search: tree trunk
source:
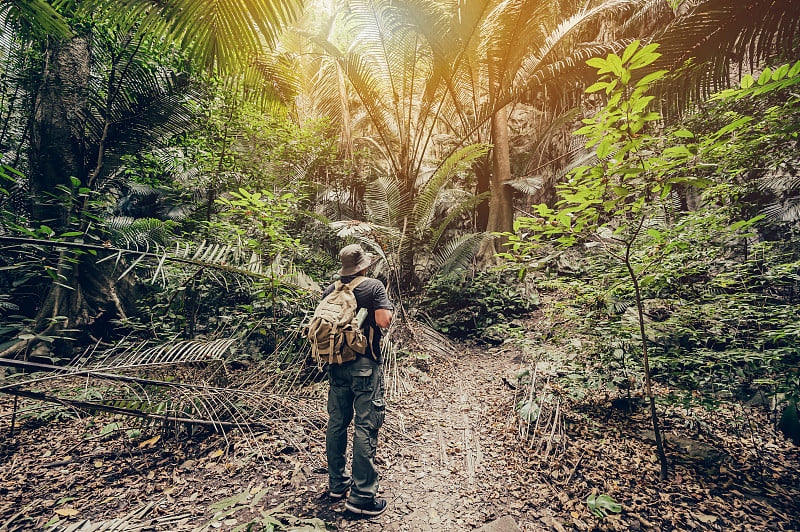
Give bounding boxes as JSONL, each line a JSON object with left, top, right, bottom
{"left": 487, "top": 104, "right": 514, "bottom": 236}
{"left": 29, "top": 36, "right": 91, "bottom": 229}
{"left": 23, "top": 35, "right": 136, "bottom": 358}
{"left": 474, "top": 159, "right": 490, "bottom": 232}
{"left": 478, "top": 104, "right": 514, "bottom": 263}
{"left": 336, "top": 63, "right": 353, "bottom": 159}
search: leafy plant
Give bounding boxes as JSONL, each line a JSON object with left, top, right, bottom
{"left": 421, "top": 270, "right": 537, "bottom": 340}
{"left": 506, "top": 42, "right": 772, "bottom": 480}
{"left": 586, "top": 493, "right": 622, "bottom": 518}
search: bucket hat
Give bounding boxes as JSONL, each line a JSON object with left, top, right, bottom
{"left": 339, "top": 244, "right": 375, "bottom": 276}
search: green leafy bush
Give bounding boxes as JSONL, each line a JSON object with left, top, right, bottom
{"left": 421, "top": 271, "right": 538, "bottom": 339}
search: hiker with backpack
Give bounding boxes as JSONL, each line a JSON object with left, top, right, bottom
{"left": 305, "top": 243, "right": 393, "bottom": 516}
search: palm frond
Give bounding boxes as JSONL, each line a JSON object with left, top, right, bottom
{"left": 364, "top": 175, "right": 410, "bottom": 228}
{"left": 413, "top": 143, "right": 489, "bottom": 235}
{"left": 434, "top": 232, "right": 487, "bottom": 275}
{"left": 430, "top": 190, "right": 491, "bottom": 250}
{"left": 0, "top": 333, "right": 328, "bottom": 458}
{"left": 508, "top": 176, "right": 544, "bottom": 195}
{"left": 0, "top": 0, "right": 71, "bottom": 38}
{"left": 620, "top": 0, "right": 676, "bottom": 36}
{"left": 83, "top": 0, "right": 304, "bottom": 73}
{"left": 0, "top": 236, "right": 310, "bottom": 291}
{"left": 106, "top": 217, "right": 175, "bottom": 251}
{"left": 761, "top": 197, "right": 800, "bottom": 222}
{"left": 505, "top": 0, "right": 640, "bottom": 101}
{"left": 651, "top": 0, "right": 800, "bottom": 106}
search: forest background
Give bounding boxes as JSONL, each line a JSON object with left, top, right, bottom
{"left": 0, "top": 0, "right": 799, "bottom": 530}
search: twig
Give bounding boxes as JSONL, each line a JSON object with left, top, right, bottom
{"left": 565, "top": 449, "right": 586, "bottom": 485}
{"left": 9, "top": 394, "right": 17, "bottom": 437}
{"left": 437, "top": 425, "right": 449, "bottom": 467}
{"left": 0, "top": 499, "right": 39, "bottom": 530}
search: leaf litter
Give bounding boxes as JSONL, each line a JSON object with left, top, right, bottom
{"left": 1, "top": 321, "right": 798, "bottom": 531}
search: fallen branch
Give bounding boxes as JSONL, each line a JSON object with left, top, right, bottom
{"left": 8, "top": 388, "right": 263, "bottom": 432}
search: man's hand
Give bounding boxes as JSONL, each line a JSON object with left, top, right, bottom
{"left": 375, "top": 309, "right": 392, "bottom": 328}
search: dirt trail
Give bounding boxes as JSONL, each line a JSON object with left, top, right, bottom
{"left": 328, "top": 343, "right": 529, "bottom": 531}
{"left": 3, "top": 329, "right": 799, "bottom": 531}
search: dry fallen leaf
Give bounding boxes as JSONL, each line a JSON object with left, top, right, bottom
{"left": 139, "top": 435, "right": 161, "bottom": 449}
{"left": 55, "top": 508, "right": 79, "bottom": 517}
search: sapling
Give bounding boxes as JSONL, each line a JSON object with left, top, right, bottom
{"left": 506, "top": 42, "right": 786, "bottom": 480}
{"left": 507, "top": 42, "right": 724, "bottom": 480}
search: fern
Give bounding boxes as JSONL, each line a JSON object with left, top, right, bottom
{"left": 107, "top": 217, "right": 175, "bottom": 251}
{"left": 434, "top": 232, "right": 487, "bottom": 275}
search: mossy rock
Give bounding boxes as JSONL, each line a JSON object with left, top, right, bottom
{"left": 778, "top": 401, "right": 800, "bottom": 445}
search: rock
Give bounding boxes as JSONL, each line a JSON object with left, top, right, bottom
{"left": 778, "top": 401, "right": 800, "bottom": 445}
{"left": 745, "top": 389, "right": 769, "bottom": 408}
{"left": 476, "top": 516, "right": 521, "bottom": 532}
{"left": 639, "top": 431, "right": 725, "bottom": 465}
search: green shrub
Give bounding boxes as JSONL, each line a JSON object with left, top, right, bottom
{"left": 421, "top": 271, "right": 538, "bottom": 339}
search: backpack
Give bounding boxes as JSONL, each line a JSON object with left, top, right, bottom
{"left": 304, "top": 276, "right": 370, "bottom": 365}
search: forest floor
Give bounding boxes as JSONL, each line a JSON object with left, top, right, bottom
{"left": 1, "top": 315, "right": 799, "bottom": 531}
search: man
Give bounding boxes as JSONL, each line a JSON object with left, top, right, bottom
{"left": 322, "top": 243, "right": 393, "bottom": 516}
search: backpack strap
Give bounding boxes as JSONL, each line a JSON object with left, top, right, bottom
{"left": 344, "top": 276, "right": 367, "bottom": 290}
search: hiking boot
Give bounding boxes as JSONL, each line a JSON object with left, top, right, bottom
{"left": 345, "top": 498, "right": 388, "bottom": 516}
{"left": 329, "top": 479, "right": 352, "bottom": 500}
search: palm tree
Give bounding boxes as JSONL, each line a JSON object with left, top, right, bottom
{"left": 306, "top": 0, "right": 484, "bottom": 285}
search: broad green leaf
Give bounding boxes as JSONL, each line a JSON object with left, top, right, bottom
{"left": 773, "top": 64, "right": 789, "bottom": 80}
{"left": 607, "top": 54, "right": 623, "bottom": 76}
{"left": 635, "top": 70, "right": 668, "bottom": 88}
{"left": 621, "top": 40, "right": 640, "bottom": 64}
{"left": 585, "top": 82, "right": 608, "bottom": 93}
{"left": 740, "top": 74, "right": 754, "bottom": 89}
{"left": 758, "top": 68, "right": 772, "bottom": 85}
{"left": 586, "top": 57, "right": 607, "bottom": 70}
{"left": 629, "top": 43, "right": 661, "bottom": 69}
{"left": 631, "top": 95, "right": 655, "bottom": 114}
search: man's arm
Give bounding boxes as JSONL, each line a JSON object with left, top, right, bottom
{"left": 375, "top": 309, "right": 392, "bottom": 328}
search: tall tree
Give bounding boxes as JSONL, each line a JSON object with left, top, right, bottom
{"left": 1, "top": 0, "right": 304, "bottom": 357}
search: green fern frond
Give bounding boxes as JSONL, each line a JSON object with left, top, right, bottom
{"left": 434, "top": 232, "right": 487, "bottom": 275}
{"left": 413, "top": 143, "right": 489, "bottom": 235}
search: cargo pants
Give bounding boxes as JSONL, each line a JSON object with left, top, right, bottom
{"left": 326, "top": 356, "right": 385, "bottom": 504}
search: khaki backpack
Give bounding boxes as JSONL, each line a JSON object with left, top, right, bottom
{"left": 305, "top": 277, "right": 370, "bottom": 365}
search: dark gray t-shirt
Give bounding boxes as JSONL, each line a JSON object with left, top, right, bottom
{"left": 322, "top": 275, "right": 393, "bottom": 361}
